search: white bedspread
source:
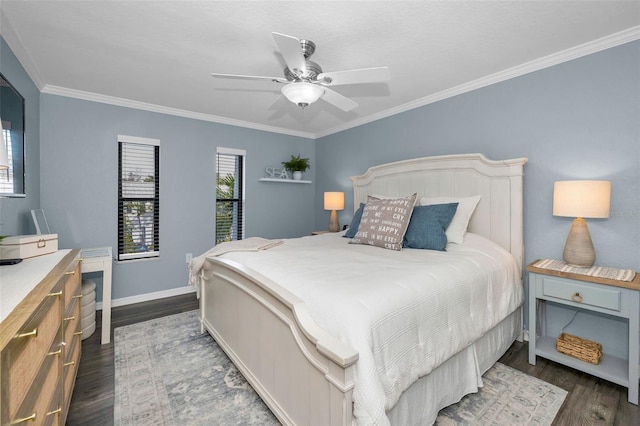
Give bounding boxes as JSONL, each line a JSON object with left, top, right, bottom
{"left": 215, "top": 232, "right": 523, "bottom": 426}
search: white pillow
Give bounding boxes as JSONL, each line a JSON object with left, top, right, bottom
{"left": 370, "top": 193, "right": 412, "bottom": 200}
{"left": 419, "top": 195, "right": 481, "bottom": 244}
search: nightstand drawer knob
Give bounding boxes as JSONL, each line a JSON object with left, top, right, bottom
{"left": 571, "top": 292, "right": 584, "bottom": 303}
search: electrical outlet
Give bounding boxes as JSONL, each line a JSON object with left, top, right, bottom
{"left": 185, "top": 253, "right": 193, "bottom": 263}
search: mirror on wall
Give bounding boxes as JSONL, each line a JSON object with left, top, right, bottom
{"left": 0, "top": 72, "right": 26, "bottom": 197}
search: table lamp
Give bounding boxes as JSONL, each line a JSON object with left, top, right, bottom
{"left": 324, "top": 192, "right": 345, "bottom": 232}
{"left": 553, "top": 180, "right": 611, "bottom": 267}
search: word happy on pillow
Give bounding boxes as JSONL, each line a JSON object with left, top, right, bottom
{"left": 350, "top": 194, "right": 417, "bottom": 251}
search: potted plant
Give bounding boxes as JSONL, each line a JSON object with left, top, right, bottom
{"left": 281, "top": 154, "right": 310, "bottom": 180}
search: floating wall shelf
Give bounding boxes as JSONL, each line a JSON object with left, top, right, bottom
{"left": 259, "top": 178, "right": 312, "bottom": 184}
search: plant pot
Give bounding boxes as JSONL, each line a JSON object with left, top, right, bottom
{"left": 293, "top": 171, "right": 303, "bottom": 180}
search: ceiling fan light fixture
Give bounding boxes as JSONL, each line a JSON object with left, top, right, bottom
{"left": 281, "top": 82, "right": 324, "bottom": 109}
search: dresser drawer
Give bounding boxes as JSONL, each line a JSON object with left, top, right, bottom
{"left": 63, "top": 260, "right": 82, "bottom": 312}
{"left": 541, "top": 277, "right": 621, "bottom": 311}
{"left": 8, "top": 344, "right": 61, "bottom": 425}
{"left": 63, "top": 300, "right": 81, "bottom": 353}
{"left": 43, "top": 386, "right": 63, "bottom": 426}
{"left": 2, "top": 285, "right": 63, "bottom": 418}
{"left": 62, "top": 336, "right": 81, "bottom": 421}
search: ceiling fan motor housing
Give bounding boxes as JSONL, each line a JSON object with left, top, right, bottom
{"left": 299, "top": 39, "right": 316, "bottom": 58}
{"left": 284, "top": 60, "right": 323, "bottom": 82}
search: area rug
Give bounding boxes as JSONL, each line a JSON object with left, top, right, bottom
{"left": 114, "top": 311, "right": 566, "bottom": 425}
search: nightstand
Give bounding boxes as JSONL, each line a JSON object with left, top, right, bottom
{"left": 527, "top": 260, "right": 640, "bottom": 404}
{"left": 311, "top": 230, "right": 331, "bottom": 235}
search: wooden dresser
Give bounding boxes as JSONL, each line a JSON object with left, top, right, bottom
{"left": 0, "top": 249, "right": 82, "bottom": 425}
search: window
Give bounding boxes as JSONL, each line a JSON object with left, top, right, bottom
{"left": 0, "top": 122, "right": 15, "bottom": 194}
{"left": 216, "top": 148, "right": 245, "bottom": 244}
{"left": 0, "top": 72, "right": 26, "bottom": 197}
{"left": 118, "top": 135, "right": 160, "bottom": 260}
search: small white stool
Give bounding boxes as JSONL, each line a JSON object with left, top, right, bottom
{"left": 80, "top": 280, "right": 97, "bottom": 340}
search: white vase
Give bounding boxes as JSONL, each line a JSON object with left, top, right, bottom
{"left": 293, "top": 171, "right": 302, "bottom": 180}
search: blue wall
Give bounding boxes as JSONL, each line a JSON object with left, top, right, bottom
{"left": 313, "top": 40, "right": 639, "bottom": 348}
{"left": 315, "top": 40, "right": 640, "bottom": 274}
{"left": 2, "top": 34, "right": 638, "bottom": 316}
{"left": 0, "top": 37, "right": 41, "bottom": 235}
{"left": 38, "top": 95, "right": 315, "bottom": 301}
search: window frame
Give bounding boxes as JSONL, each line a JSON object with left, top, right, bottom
{"left": 216, "top": 147, "right": 246, "bottom": 244}
{"left": 117, "top": 135, "right": 160, "bottom": 261}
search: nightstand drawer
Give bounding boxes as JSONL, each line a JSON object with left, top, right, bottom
{"left": 541, "top": 277, "right": 621, "bottom": 311}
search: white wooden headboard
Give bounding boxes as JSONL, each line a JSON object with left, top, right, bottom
{"left": 351, "top": 153, "right": 528, "bottom": 275}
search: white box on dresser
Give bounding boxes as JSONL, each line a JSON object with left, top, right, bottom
{"left": 0, "top": 234, "right": 58, "bottom": 260}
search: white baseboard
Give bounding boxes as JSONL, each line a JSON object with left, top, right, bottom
{"left": 96, "top": 285, "right": 196, "bottom": 310}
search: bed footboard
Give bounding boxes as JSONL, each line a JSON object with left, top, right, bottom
{"left": 200, "top": 257, "right": 359, "bottom": 426}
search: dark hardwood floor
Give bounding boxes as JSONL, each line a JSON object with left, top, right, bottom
{"left": 67, "top": 294, "right": 640, "bottom": 425}
{"left": 66, "top": 293, "right": 199, "bottom": 426}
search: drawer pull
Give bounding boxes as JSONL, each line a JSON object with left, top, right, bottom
{"left": 571, "top": 292, "right": 584, "bottom": 303}
{"left": 64, "top": 316, "right": 76, "bottom": 322}
{"left": 47, "top": 349, "right": 62, "bottom": 356}
{"left": 48, "top": 291, "right": 63, "bottom": 297}
{"left": 64, "top": 360, "right": 76, "bottom": 367}
{"left": 15, "top": 328, "right": 38, "bottom": 339}
{"left": 72, "top": 293, "right": 84, "bottom": 299}
{"left": 64, "top": 270, "right": 76, "bottom": 275}
{"left": 37, "top": 238, "right": 46, "bottom": 248}
{"left": 74, "top": 331, "right": 83, "bottom": 336}
{"left": 10, "top": 413, "right": 36, "bottom": 424}
{"left": 46, "top": 408, "right": 62, "bottom": 416}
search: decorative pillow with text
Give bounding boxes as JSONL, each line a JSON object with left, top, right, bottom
{"left": 350, "top": 193, "right": 417, "bottom": 251}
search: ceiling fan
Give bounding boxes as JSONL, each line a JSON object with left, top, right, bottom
{"left": 211, "top": 32, "right": 390, "bottom": 112}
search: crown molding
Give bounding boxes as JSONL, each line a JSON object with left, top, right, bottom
{"left": 41, "top": 85, "right": 315, "bottom": 139}
{"left": 314, "top": 26, "right": 640, "bottom": 139}
{"left": 3, "top": 13, "right": 638, "bottom": 141}
{"left": 0, "top": 10, "right": 46, "bottom": 90}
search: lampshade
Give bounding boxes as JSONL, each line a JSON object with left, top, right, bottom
{"left": 0, "top": 119, "right": 9, "bottom": 170}
{"left": 553, "top": 180, "right": 611, "bottom": 267}
{"left": 324, "top": 192, "right": 344, "bottom": 232}
{"left": 281, "top": 82, "right": 324, "bottom": 108}
{"left": 324, "top": 192, "right": 345, "bottom": 211}
{"left": 553, "top": 180, "right": 611, "bottom": 218}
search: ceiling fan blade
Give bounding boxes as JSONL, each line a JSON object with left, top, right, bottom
{"left": 272, "top": 32, "right": 306, "bottom": 74}
{"left": 211, "top": 73, "right": 287, "bottom": 83}
{"left": 318, "top": 67, "right": 390, "bottom": 86}
{"left": 321, "top": 87, "right": 358, "bottom": 112}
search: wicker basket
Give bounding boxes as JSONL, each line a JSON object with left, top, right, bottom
{"left": 556, "top": 332, "right": 602, "bottom": 365}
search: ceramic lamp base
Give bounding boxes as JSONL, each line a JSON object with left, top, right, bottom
{"left": 563, "top": 217, "right": 596, "bottom": 267}
{"left": 328, "top": 210, "right": 340, "bottom": 232}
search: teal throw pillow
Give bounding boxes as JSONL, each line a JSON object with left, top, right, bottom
{"left": 343, "top": 203, "right": 366, "bottom": 238}
{"left": 402, "top": 203, "right": 459, "bottom": 251}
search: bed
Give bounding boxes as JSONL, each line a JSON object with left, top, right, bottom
{"left": 197, "top": 153, "right": 528, "bottom": 425}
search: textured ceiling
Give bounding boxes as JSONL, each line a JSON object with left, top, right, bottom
{"left": 1, "top": 1, "right": 639, "bottom": 139}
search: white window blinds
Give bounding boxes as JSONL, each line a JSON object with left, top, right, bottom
{"left": 118, "top": 135, "right": 160, "bottom": 260}
{"left": 216, "top": 148, "right": 245, "bottom": 244}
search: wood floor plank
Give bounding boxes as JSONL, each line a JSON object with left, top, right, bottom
{"left": 67, "top": 295, "right": 640, "bottom": 425}
{"left": 553, "top": 381, "right": 618, "bottom": 425}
